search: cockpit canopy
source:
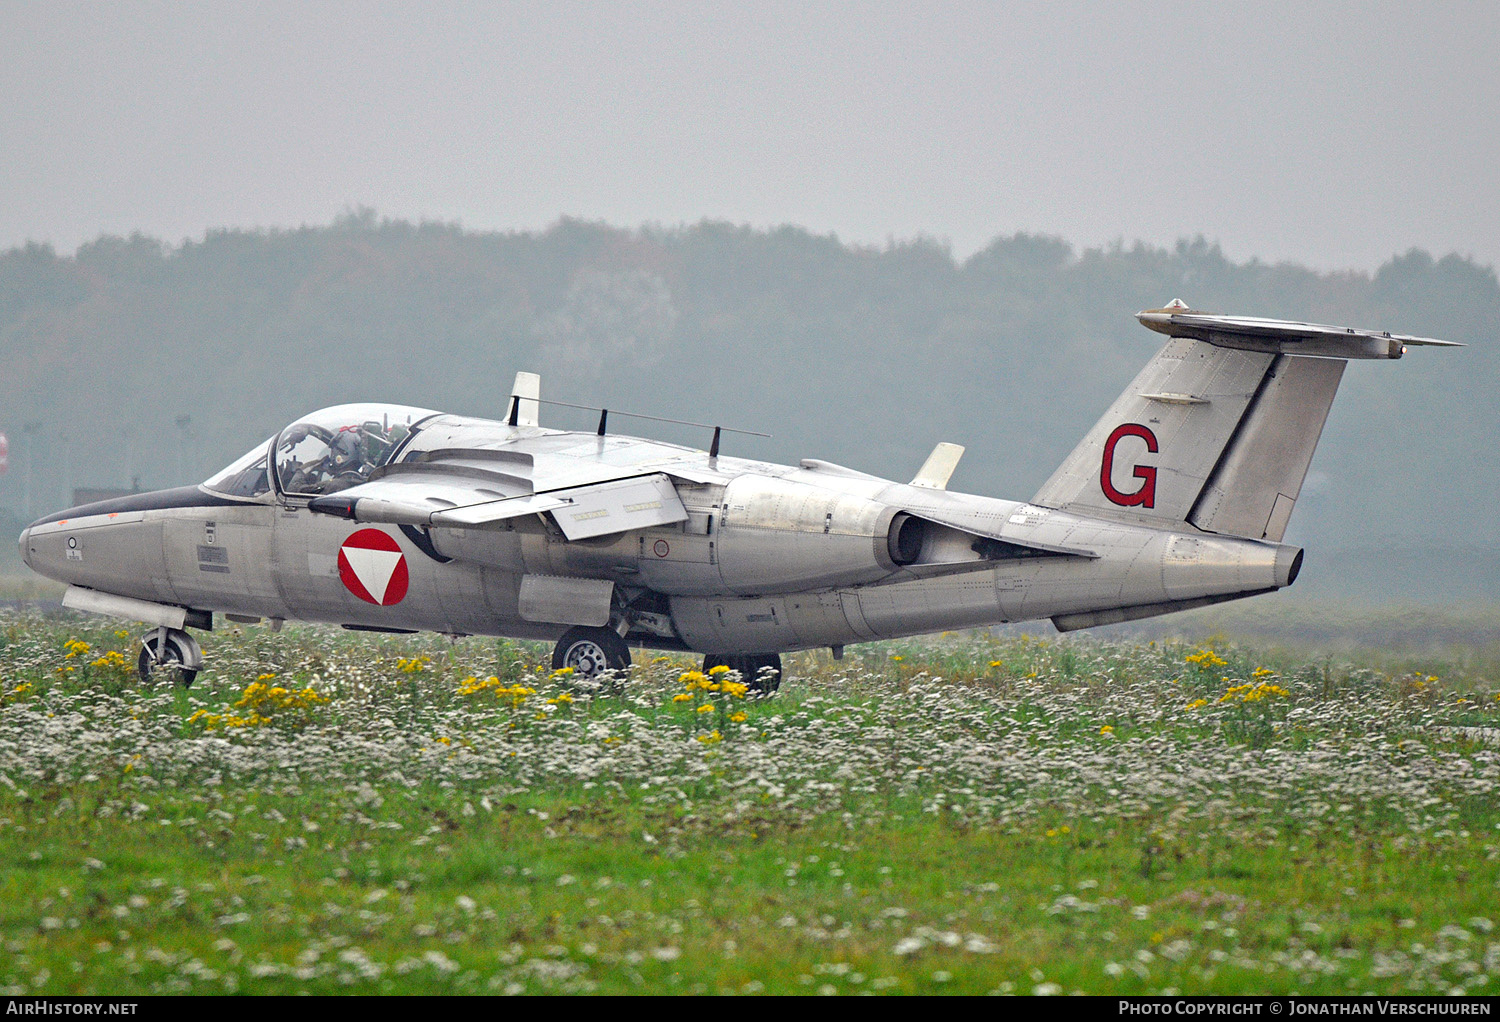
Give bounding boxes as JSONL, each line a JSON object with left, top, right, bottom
{"left": 202, "top": 403, "right": 440, "bottom": 499}
{"left": 274, "top": 403, "right": 439, "bottom": 496}
{"left": 202, "top": 437, "right": 276, "bottom": 497}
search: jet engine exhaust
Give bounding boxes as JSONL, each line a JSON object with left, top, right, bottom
{"left": 886, "top": 512, "right": 925, "bottom": 565}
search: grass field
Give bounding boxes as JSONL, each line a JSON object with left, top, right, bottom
{"left": 2, "top": 605, "right": 1498, "bottom": 995}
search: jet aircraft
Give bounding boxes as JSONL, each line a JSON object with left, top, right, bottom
{"left": 18, "top": 301, "right": 1461, "bottom": 689}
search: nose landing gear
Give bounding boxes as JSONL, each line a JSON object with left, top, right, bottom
{"left": 138, "top": 627, "right": 203, "bottom": 687}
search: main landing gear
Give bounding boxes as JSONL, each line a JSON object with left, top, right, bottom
{"left": 138, "top": 626, "right": 204, "bottom": 687}
{"left": 551, "top": 625, "right": 632, "bottom": 677}
{"left": 545, "top": 626, "right": 783, "bottom": 694}
{"left": 703, "top": 653, "right": 782, "bottom": 693}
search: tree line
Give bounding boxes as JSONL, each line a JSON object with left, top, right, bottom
{"left": 2, "top": 211, "right": 1495, "bottom": 594}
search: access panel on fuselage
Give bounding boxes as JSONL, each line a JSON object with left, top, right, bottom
{"left": 160, "top": 506, "right": 279, "bottom": 618}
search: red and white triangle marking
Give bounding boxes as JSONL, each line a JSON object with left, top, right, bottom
{"left": 337, "top": 529, "right": 409, "bottom": 606}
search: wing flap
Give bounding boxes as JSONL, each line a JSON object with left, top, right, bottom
{"left": 547, "top": 473, "right": 688, "bottom": 540}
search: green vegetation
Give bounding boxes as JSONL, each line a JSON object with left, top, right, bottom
{"left": 2, "top": 610, "right": 1498, "bottom": 994}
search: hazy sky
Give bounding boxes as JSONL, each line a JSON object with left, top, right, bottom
{"left": 3, "top": 1, "right": 1497, "bottom": 270}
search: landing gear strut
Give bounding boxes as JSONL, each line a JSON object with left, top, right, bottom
{"left": 551, "top": 625, "right": 632, "bottom": 678}
{"left": 138, "top": 627, "right": 203, "bottom": 687}
{"left": 703, "top": 653, "right": 782, "bottom": 693}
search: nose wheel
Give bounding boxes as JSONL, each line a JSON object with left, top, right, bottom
{"left": 551, "top": 626, "right": 632, "bottom": 678}
{"left": 138, "top": 627, "right": 203, "bottom": 687}
{"left": 702, "top": 653, "right": 782, "bottom": 692}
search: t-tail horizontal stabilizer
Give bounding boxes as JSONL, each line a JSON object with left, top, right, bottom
{"left": 1137, "top": 299, "right": 1464, "bottom": 360}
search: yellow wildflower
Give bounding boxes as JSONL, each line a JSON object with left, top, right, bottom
{"left": 89, "top": 651, "right": 129, "bottom": 670}
{"left": 1217, "top": 681, "right": 1288, "bottom": 704}
{"left": 1185, "top": 649, "right": 1228, "bottom": 669}
{"left": 456, "top": 676, "right": 535, "bottom": 706}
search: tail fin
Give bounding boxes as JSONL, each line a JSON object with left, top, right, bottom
{"left": 1032, "top": 301, "right": 1460, "bottom": 542}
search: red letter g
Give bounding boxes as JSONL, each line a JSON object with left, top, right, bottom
{"left": 1100, "top": 424, "right": 1158, "bottom": 508}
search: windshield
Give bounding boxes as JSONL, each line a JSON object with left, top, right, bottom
{"left": 274, "top": 403, "right": 439, "bottom": 496}
{"left": 203, "top": 439, "right": 274, "bottom": 497}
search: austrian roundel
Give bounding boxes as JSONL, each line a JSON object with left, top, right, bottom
{"left": 337, "top": 529, "right": 410, "bottom": 606}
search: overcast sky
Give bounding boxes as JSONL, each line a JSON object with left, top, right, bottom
{"left": 2, "top": 0, "right": 1497, "bottom": 270}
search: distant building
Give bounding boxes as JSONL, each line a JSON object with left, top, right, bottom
{"left": 72, "top": 480, "right": 142, "bottom": 506}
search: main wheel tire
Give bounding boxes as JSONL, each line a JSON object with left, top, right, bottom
{"left": 702, "top": 653, "right": 782, "bottom": 693}
{"left": 746, "top": 653, "right": 782, "bottom": 693}
{"left": 552, "top": 626, "right": 632, "bottom": 678}
{"left": 138, "top": 635, "right": 198, "bottom": 687}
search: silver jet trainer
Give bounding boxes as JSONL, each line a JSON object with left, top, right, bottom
{"left": 19, "top": 301, "right": 1462, "bottom": 689}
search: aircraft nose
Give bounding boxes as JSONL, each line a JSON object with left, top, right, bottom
{"left": 18, "top": 525, "right": 30, "bottom": 569}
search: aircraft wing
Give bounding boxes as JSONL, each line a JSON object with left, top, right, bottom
{"left": 309, "top": 469, "right": 688, "bottom": 537}
{"left": 305, "top": 415, "right": 744, "bottom": 538}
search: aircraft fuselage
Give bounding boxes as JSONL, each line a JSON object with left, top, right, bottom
{"left": 20, "top": 437, "right": 1298, "bottom": 654}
